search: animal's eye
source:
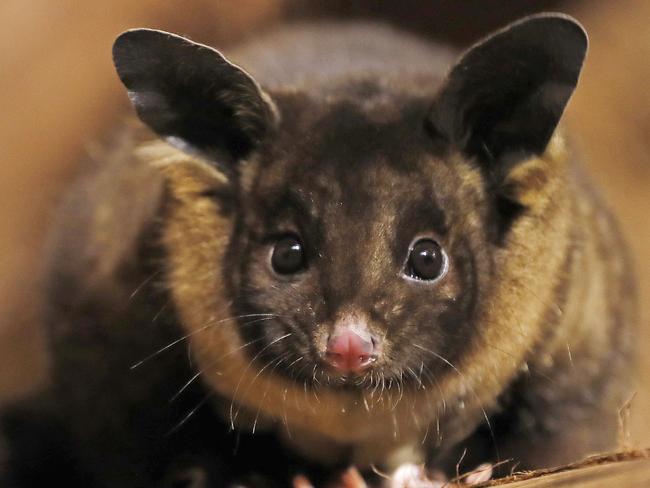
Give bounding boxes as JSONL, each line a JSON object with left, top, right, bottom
{"left": 404, "top": 238, "right": 447, "bottom": 281}
{"left": 271, "top": 235, "right": 306, "bottom": 275}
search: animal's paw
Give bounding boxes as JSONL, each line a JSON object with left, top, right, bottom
{"left": 168, "top": 466, "right": 209, "bottom": 488}
{"left": 292, "top": 462, "right": 492, "bottom": 488}
{"left": 293, "top": 467, "right": 368, "bottom": 488}
{"left": 388, "top": 462, "right": 492, "bottom": 487}
{"left": 389, "top": 464, "right": 444, "bottom": 487}
{"left": 462, "top": 463, "right": 493, "bottom": 485}
{"left": 293, "top": 474, "right": 317, "bottom": 488}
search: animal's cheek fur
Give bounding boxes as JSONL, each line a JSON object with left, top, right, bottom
{"left": 148, "top": 134, "right": 584, "bottom": 454}
{"left": 387, "top": 243, "right": 476, "bottom": 363}
{"left": 156, "top": 158, "right": 478, "bottom": 448}
{"left": 154, "top": 156, "right": 402, "bottom": 444}
{"left": 234, "top": 250, "right": 319, "bottom": 345}
{"left": 375, "top": 303, "right": 461, "bottom": 382}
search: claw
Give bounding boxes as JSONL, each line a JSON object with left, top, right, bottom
{"left": 389, "top": 463, "right": 444, "bottom": 488}
{"left": 339, "top": 467, "right": 369, "bottom": 488}
{"left": 294, "top": 467, "right": 368, "bottom": 488}
{"left": 171, "top": 466, "right": 208, "bottom": 488}
{"left": 463, "top": 463, "right": 493, "bottom": 485}
{"left": 293, "top": 462, "right": 492, "bottom": 488}
{"left": 388, "top": 462, "right": 493, "bottom": 488}
{"left": 293, "top": 474, "right": 315, "bottom": 488}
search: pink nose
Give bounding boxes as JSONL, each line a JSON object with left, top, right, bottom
{"left": 325, "top": 329, "right": 375, "bottom": 374}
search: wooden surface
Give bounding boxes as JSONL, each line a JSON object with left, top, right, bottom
{"left": 479, "top": 451, "right": 650, "bottom": 487}
{"left": 494, "top": 459, "right": 650, "bottom": 487}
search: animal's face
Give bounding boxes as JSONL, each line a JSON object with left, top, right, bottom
{"left": 113, "top": 15, "right": 587, "bottom": 395}
{"left": 229, "top": 94, "right": 487, "bottom": 388}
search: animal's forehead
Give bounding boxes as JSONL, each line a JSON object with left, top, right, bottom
{"left": 251, "top": 154, "right": 452, "bottom": 255}
{"left": 286, "top": 164, "right": 414, "bottom": 221}
{"left": 257, "top": 91, "right": 448, "bottom": 193}
{"left": 245, "top": 87, "right": 462, "bottom": 240}
{"left": 269, "top": 88, "right": 436, "bottom": 158}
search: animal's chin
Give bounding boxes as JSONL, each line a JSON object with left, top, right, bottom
{"left": 321, "top": 372, "right": 373, "bottom": 389}
{"left": 268, "top": 349, "right": 424, "bottom": 392}
{"left": 295, "top": 363, "right": 416, "bottom": 393}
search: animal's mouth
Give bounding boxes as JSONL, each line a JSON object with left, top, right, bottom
{"left": 309, "top": 360, "right": 408, "bottom": 394}
{"left": 324, "top": 350, "right": 378, "bottom": 375}
{"left": 318, "top": 371, "right": 376, "bottom": 389}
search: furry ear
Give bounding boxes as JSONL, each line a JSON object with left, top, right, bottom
{"left": 112, "top": 29, "right": 278, "bottom": 164}
{"left": 427, "top": 13, "right": 587, "bottom": 170}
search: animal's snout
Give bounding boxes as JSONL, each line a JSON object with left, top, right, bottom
{"left": 325, "top": 327, "right": 377, "bottom": 374}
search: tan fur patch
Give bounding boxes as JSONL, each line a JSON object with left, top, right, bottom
{"left": 151, "top": 122, "right": 633, "bottom": 468}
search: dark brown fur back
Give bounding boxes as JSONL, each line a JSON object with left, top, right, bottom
{"left": 0, "top": 18, "right": 637, "bottom": 486}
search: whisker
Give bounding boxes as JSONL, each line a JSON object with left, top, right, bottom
{"left": 235, "top": 351, "right": 290, "bottom": 427}
{"left": 421, "top": 419, "right": 431, "bottom": 445}
{"left": 287, "top": 356, "right": 304, "bottom": 371}
{"left": 252, "top": 353, "right": 290, "bottom": 434}
{"left": 421, "top": 363, "right": 446, "bottom": 413}
{"left": 291, "top": 359, "right": 311, "bottom": 382}
{"left": 130, "top": 313, "right": 279, "bottom": 370}
{"left": 228, "top": 333, "right": 293, "bottom": 429}
{"left": 166, "top": 392, "right": 214, "bottom": 436}
{"left": 128, "top": 270, "right": 161, "bottom": 301}
{"left": 151, "top": 301, "right": 170, "bottom": 323}
{"left": 413, "top": 343, "right": 500, "bottom": 465}
{"left": 169, "top": 336, "right": 266, "bottom": 403}
{"left": 282, "top": 387, "right": 292, "bottom": 439}
{"left": 437, "top": 331, "right": 559, "bottom": 386}
{"left": 406, "top": 366, "right": 422, "bottom": 389}
{"left": 566, "top": 341, "right": 574, "bottom": 368}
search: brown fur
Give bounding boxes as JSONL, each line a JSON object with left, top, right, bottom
{"left": 155, "top": 127, "right": 635, "bottom": 469}
{"left": 98, "top": 18, "right": 639, "bottom": 473}
{"left": 141, "top": 19, "right": 635, "bottom": 472}
{"left": 0, "top": 16, "right": 637, "bottom": 487}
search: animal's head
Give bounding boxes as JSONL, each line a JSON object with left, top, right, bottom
{"left": 113, "top": 14, "right": 587, "bottom": 430}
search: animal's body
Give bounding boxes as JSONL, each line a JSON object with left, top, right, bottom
{"left": 0, "top": 14, "right": 636, "bottom": 487}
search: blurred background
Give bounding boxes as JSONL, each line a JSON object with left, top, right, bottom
{"left": 1, "top": 0, "right": 648, "bottom": 447}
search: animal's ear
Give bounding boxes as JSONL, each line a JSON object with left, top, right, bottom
{"left": 427, "top": 13, "right": 587, "bottom": 172}
{"left": 112, "top": 29, "right": 278, "bottom": 165}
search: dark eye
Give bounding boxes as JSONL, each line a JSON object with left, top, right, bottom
{"left": 405, "top": 238, "right": 447, "bottom": 281}
{"left": 271, "top": 235, "right": 306, "bottom": 275}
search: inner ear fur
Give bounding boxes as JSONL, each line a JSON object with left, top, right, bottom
{"left": 427, "top": 13, "right": 587, "bottom": 171}
{"left": 112, "top": 28, "right": 278, "bottom": 167}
